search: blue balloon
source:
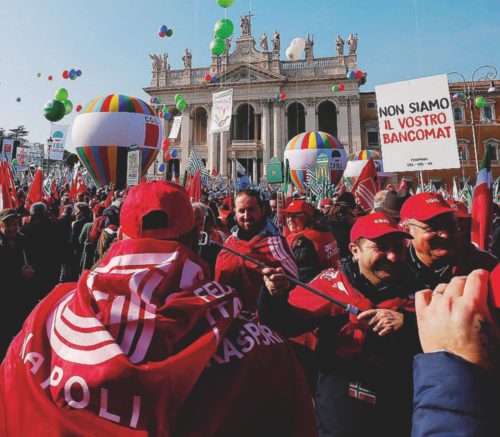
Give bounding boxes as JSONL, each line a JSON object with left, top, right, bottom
{"left": 275, "top": 93, "right": 280, "bottom": 100}
{"left": 165, "top": 112, "right": 173, "bottom": 120}
{"left": 16, "top": 97, "right": 21, "bottom": 102}
{"left": 160, "top": 25, "right": 168, "bottom": 34}
{"left": 69, "top": 69, "right": 77, "bottom": 79}
{"left": 211, "top": 76, "right": 218, "bottom": 83}
{"left": 158, "top": 163, "right": 166, "bottom": 172}
{"left": 170, "top": 149, "right": 178, "bottom": 159}
{"left": 76, "top": 69, "right": 82, "bottom": 77}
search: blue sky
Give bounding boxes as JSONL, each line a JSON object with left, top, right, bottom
{"left": 0, "top": 0, "right": 498, "bottom": 147}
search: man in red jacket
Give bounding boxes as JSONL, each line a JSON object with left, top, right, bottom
{"left": 0, "top": 181, "right": 316, "bottom": 437}
{"left": 215, "top": 189, "right": 297, "bottom": 311}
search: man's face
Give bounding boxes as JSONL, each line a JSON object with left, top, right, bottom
{"left": 286, "top": 213, "right": 308, "bottom": 233}
{"left": 269, "top": 199, "right": 277, "bottom": 214}
{"left": 0, "top": 217, "right": 19, "bottom": 240}
{"left": 235, "top": 194, "right": 263, "bottom": 232}
{"left": 320, "top": 205, "right": 331, "bottom": 215}
{"left": 350, "top": 234, "right": 406, "bottom": 285}
{"left": 407, "top": 213, "right": 457, "bottom": 264}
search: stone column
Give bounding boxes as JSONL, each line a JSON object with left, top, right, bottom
{"left": 349, "top": 95, "right": 362, "bottom": 152}
{"left": 219, "top": 131, "right": 228, "bottom": 176}
{"left": 261, "top": 102, "right": 271, "bottom": 171}
{"left": 180, "top": 111, "right": 191, "bottom": 174}
{"left": 305, "top": 98, "right": 316, "bottom": 132}
{"left": 273, "top": 103, "right": 282, "bottom": 158}
{"left": 231, "top": 156, "right": 236, "bottom": 180}
{"left": 336, "top": 96, "right": 350, "bottom": 153}
{"left": 207, "top": 132, "right": 218, "bottom": 173}
{"left": 252, "top": 157, "right": 258, "bottom": 183}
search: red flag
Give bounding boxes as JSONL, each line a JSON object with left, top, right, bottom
{"left": 471, "top": 146, "right": 493, "bottom": 250}
{"left": 188, "top": 170, "right": 201, "bottom": 203}
{"left": 2, "top": 161, "right": 18, "bottom": 208}
{"left": 26, "top": 168, "right": 44, "bottom": 208}
{"left": 350, "top": 158, "right": 378, "bottom": 212}
{"left": 104, "top": 190, "right": 114, "bottom": 208}
{"left": 70, "top": 171, "right": 88, "bottom": 200}
{"left": 50, "top": 179, "right": 59, "bottom": 200}
{"left": 0, "top": 163, "right": 11, "bottom": 209}
{"left": 211, "top": 167, "right": 217, "bottom": 177}
{"left": 398, "top": 179, "right": 409, "bottom": 191}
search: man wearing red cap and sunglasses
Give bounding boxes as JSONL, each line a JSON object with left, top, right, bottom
{"left": 259, "top": 211, "right": 422, "bottom": 437}
{"left": 400, "top": 193, "right": 497, "bottom": 290}
{"left": 0, "top": 181, "right": 316, "bottom": 436}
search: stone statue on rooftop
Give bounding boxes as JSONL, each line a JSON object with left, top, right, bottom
{"left": 260, "top": 33, "right": 269, "bottom": 52}
{"left": 347, "top": 34, "right": 358, "bottom": 54}
{"left": 335, "top": 35, "right": 344, "bottom": 56}
{"left": 272, "top": 31, "right": 281, "bottom": 52}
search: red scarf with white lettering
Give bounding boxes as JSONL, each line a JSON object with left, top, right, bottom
{"left": 215, "top": 234, "right": 298, "bottom": 311}
{"left": 288, "top": 268, "right": 414, "bottom": 357}
{"left": 0, "top": 239, "right": 240, "bottom": 436}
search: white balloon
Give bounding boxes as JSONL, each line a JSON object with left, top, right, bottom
{"left": 285, "top": 46, "right": 296, "bottom": 60}
{"left": 290, "top": 37, "right": 306, "bottom": 52}
{"left": 291, "top": 45, "right": 303, "bottom": 60}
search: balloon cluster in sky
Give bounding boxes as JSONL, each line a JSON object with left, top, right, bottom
{"left": 43, "top": 88, "right": 74, "bottom": 122}
{"left": 331, "top": 84, "right": 345, "bottom": 92}
{"left": 204, "top": 74, "right": 219, "bottom": 84}
{"left": 286, "top": 38, "right": 306, "bottom": 61}
{"left": 158, "top": 24, "right": 173, "bottom": 38}
{"left": 346, "top": 70, "right": 364, "bottom": 80}
{"left": 210, "top": 0, "right": 235, "bottom": 56}
{"left": 62, "top": 68, "right": 82, "bottom": 80}
{"left": 275, "top": 93, "right": 286, "bottom": 101}
{"left": 173, "top": 94, "right": 188, "bottom": 111}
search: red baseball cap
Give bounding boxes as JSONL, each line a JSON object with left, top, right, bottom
{"left": 350, "top": 211, "right": 412, "bottom": 243}
{"left": 446, "top": 199, "right": 470, "bottom": 219}
{"left": 320, "top": 198, "right": 333, "bottom": 207}
{"left": 400, "top": 193, "right": 455, "bottom": 222}
{"left": 120, "top": 181, "right": 194, "bottom": 239}
{"left": 284, "top": 200, "right": 314, "bottom": 216}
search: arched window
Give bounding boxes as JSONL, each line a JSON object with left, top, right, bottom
{"left": 484, "top": 139, "right": 500, "bottom": 161}
{"left": 452, "top": 102, "right": 465, "bottom": 122}
{"left": 457, "top": 139, "right": 471, "bottom": 161}
{"left": 191, "top": 107, "right": 208, "bottom": 145}
{"left": 317, "top": 101, "right": 337, "bottom": 137}
{"left": 234, "top": 104, "right": 255, "bottom": 140}
{"left": 287, "top": 102, "right": 305, "bottom": 140}
{"left": 480, "top": 100, "right": 496, "bottom": 123}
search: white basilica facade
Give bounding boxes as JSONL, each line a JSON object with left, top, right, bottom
{"left": 144, "top": 14, "right": 365, "bottom": 182}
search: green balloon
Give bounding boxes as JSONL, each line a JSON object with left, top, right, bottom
{"left": 43, "top": 99, "right": 66, "bottom": 122}
{"left": 62, "top": 99, "right": 73, "bottom": 115}
{"left": 55, "top": 88, "right": 68, "bottom": 101}
{"left": 166, "top": 29, "right": 173, "bottom": 37}
{"left": 216, "top": 0, "right": 234, "bottom": 7}
{"left": 210, "top": 37, "right": 226, "bottom": 56}
{"left": 214, "top": 18, "right": 234, "bottom": 39}
{"left": 174, "top": 94, "right": 184, "bottom": 103}
{"left": 331, "top": 85, "right": 339, "bottom": 92}
{"left": 12, "top": 159, "right": 18, "bottom": 165}
{"left": 36, "top": 72, "right": 41, "bottom": 78}
{"left": 176, "top": 99, "right": 187, "bottom": 111}
{"left": 475, "top": 96, "right": 487, "bottom": 108}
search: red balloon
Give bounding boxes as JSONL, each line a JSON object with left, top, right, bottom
{"left": 280, "top": 93, "right": 287, "bottom": 100}
{"left": 338, "top": 84, "right": 345, "bottom": 91}
{"left": 162, "top": 138, "right": 170, "bottom": 151}
{"left": 355, "top": 70, "right": 363, "bottom": 79}
{"left": 158, "top": 32, "right": 165, "bottom": 37}
{"left": 76, "top": 105, "right": 83, "bottom": 112}
{"left": 204, "top": 74, "right": 212, "bottom": 82}
{"left": 48, "top": 75, "right": 53, "bottom": 81}
{"left": 62, "top": 70, "right": 69, "bottom": 79}
{"left": 164, "top": 152, "right": 171, "bottom": 161}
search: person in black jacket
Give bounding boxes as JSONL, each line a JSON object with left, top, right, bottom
{"left": 259, "top": 212, "right": 422, "bottom": 437}
{"left": 0, "top": 209, "right": 37, "bottom": 357}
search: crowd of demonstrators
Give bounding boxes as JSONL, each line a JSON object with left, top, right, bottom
{"left": 0, "top": 173, "right": 499, "bottom": 436}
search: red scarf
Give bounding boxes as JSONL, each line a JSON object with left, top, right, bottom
{"left": 0, "top": 239, "right": 242, "bottom": 435}
{"left": 288, "top": 268, "right": 414, "bottom": 357}
{"left": 215, "top": 234, "right": 298, "bottom": 311}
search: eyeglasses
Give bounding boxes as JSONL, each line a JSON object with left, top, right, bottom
{"left": 407, "top": 222, "right": 457, "bottom": 236}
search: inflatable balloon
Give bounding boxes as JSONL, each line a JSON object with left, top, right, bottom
{"left": 211, "top": 76, "right": 218, "bottom": 83}
{"left": 210, "top": 37, "right": 226, "bottom": 56}
{"left": 164, "top": 152, "right": 171, "bottom": 160}
{"left": 158, "top": 31, "right": 165, "bottom": 38}
{"left": 62, "top": 99, "right": 73, "bottom": 115}
{"left": 214, "top": 18, "right": 234, "bottom": 39}
{"left": 338, "top": 84, "right": 345, "bottom": 91}
{"left": 36, "top": 73, "right": 41, "bottom": 78}
{"left": 158, "top": 163, "right": 166, "bottom": 172}
{"left": 331, "top": 85, "right": 339, "bottom": 92}
{"left": 289, "top": 38, "right": 306, "bottom": 58}
{"left": 43, "top": 99, "right": 66, "bottom": 122}
{"left": 76, "top": 69, "right": 82, "bottom": 77}
{"left": 176, "top": 99, "right": 187, "bottom": 111}
{"left": 76, "top": 104, "right": 83, "bottom": 112}
{"left": 174, "top": 94, "right": 184, "bottom": 103}
{"left": 347, "top": 70, "right": 356, "bottom": 80}
{"left": 48, "top": 75, "right": 53, "bottom": 81}
{"left": 355, "top": 70, "right": 363, "bottom": 79}
{"left": 285, "top": 47, "right": 296, "bottom": 60}
{"left": 162, "top": 138, "right": 170, "bottom": 151}
{"left": 16, "top": 97, "right": 21, "bottom": 102}
{"left": 216, "top": 0, "right": 234, "bottom": 7}
{"left": 55, "top": 88, "right": 68, "bottom": 101}
{"left": 284, "top": 131, "right": 347, "bottom": 191}
{"left": 72, "top": 94, "right": 162, "bottom": 188}
{"left": 159, "top": 25, "right": 168, "bottom": 35}
{"left": 204, "top": 74, "right": 212, "bottom": 82}
{"left": 475, "top": 96, "right": 486, "bottom": 108}
{"left": 170, "top": 149, "right": 178, "bottom": 159}
{"left": 166, "top": 29, "right": 173, "bottom": 37}
{"left": 344, "top": 150, "right": 392, "bottom": 187}
{"left": 164, "top": 112, "right": 172, "bottom": 120}
{"left": 280, "top": 93, "right": 286, "bottom": 100}
{"left": 62, "top": 70, "right": 69, "bottom": 79}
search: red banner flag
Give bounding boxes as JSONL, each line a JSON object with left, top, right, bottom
{"left": 351, "top": 158, "right": 378, "bottom": 212}
{"left": 26, "top": 168, "right": 44, "bottom": 208}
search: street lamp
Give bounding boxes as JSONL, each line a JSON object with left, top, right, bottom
{"left": 447, "top": 65, "right": 497, "bottom": 172}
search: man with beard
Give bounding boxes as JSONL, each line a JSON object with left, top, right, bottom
{"left": 400, "top": 193, "right": 497, "bottom": 290}
{"left": 259, "top": 212, "right": 422, "bottom": 437}
{"left": 215, "top": 189, "right": 297, "bottom": 311}
{"left": 0, "top": 181, "right": 316, "bottom": 436}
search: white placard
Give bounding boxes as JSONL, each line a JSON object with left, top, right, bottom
{"left": 168, "top": 116, "right": 182, "bottom": 139}
{"left": 2, "top": 139, "right": 14, "bottom": 162}
{"left": 49, "top": 124, "right": 69, "bottom": 160}
{"left": 210, "top": 89, "right": 233, "bottom": 133}
{"left": 127, "top": 148, "right": 141, "bottom": 186}
{"left": 375, "top": 74, "right": 460, "bottom": 172}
